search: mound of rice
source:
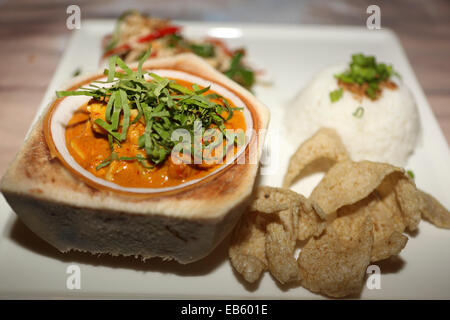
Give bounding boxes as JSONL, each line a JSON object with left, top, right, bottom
{"left": 285, "top": 65, "right": 421, "bottom": 166}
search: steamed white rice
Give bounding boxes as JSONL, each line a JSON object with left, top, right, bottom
{"left": 285, "top": 65, "right": 421, "bottom": 166}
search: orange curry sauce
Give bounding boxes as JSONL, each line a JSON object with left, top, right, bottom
{"left": 65, "top": 79, "right": 246, "bottom": 188}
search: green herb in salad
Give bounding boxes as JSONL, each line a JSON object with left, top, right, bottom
{"left": 102, "top": 11, "right": 257, "bottom": 90}
{"left": 224, "top": 51, "right": 255, "bottom": 90}
{"left": 167, "top": 33, "right": 183, "bottom": 48}
{"left": 104, "top": 10, "right": 137, "bottom": 53}
{"left": 188, "top": 43, "right": 215, "bottom": 58}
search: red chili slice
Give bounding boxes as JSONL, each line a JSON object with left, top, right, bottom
{"left": 137, "top": 25, "right": 181, "bottom": 43}
{"left": 102, "top": 25, "right": 182, "bottom": 59}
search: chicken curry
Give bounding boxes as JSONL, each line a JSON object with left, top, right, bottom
{"left": 64, "top": 77, "right": 246, "bottom": 189}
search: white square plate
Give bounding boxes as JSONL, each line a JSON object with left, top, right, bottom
{"left": 1, "top": 20, "right": 449, "bottom": 299}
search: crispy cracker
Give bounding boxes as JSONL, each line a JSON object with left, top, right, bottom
{"left": 265, "top": 213, "right": 300, "bottom": 284}
{"left": 310, "top": 161, "right": 402, "bottom": 219}
{"left": 282, "top": 128, "right": 349, "bottom": 188}
{"left": 230, "top": 187, "right": 326, "bottom": 284}
{"left": 298, "top": 212, "right": 373, "bottom": 298}
{"left": 229, "top": 211, "right": 268, "bottom": 283}
{"left": 395, "top": 178, "right": 422, "bottom": 231}
{"left": 420, "top": 190, "right": 450, "bottom": 229}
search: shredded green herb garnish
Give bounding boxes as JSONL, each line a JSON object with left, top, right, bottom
{"left": 330, "top": 88, "right": 343, "bottom": 102}
{"left": 333, "top": 53, "right": 400, "bottom": 100}
{"left": 95, "top": 152, "right": 152, "bottom": 171}
{"left": 352, "top": 106, "right": 364, "bottom": 118}
{"left": 407, "top": 170, "right": 415, "bottom": 180}
{"left": 57, "top": 47, "right": 237, "bottom": 170}
{"left": 224, "top": 51, "right": 255, "bottom": 90}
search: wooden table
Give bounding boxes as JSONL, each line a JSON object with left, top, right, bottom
{"left": 0, "top": 0, "right": 448, "bottom": 176}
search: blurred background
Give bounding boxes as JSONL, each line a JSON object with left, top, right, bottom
{"left": 0, "top": 0, "right": 449, "bottom": 175}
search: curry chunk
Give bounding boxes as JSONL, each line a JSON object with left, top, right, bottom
{"left": 86, "top": 101, "right": 107, "bottom": 134}
{"left": 167, "top": 157, "right": 193, "bottom": 180}
{"left": 70, "top": 139, "right": 87, "bottom": 160}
